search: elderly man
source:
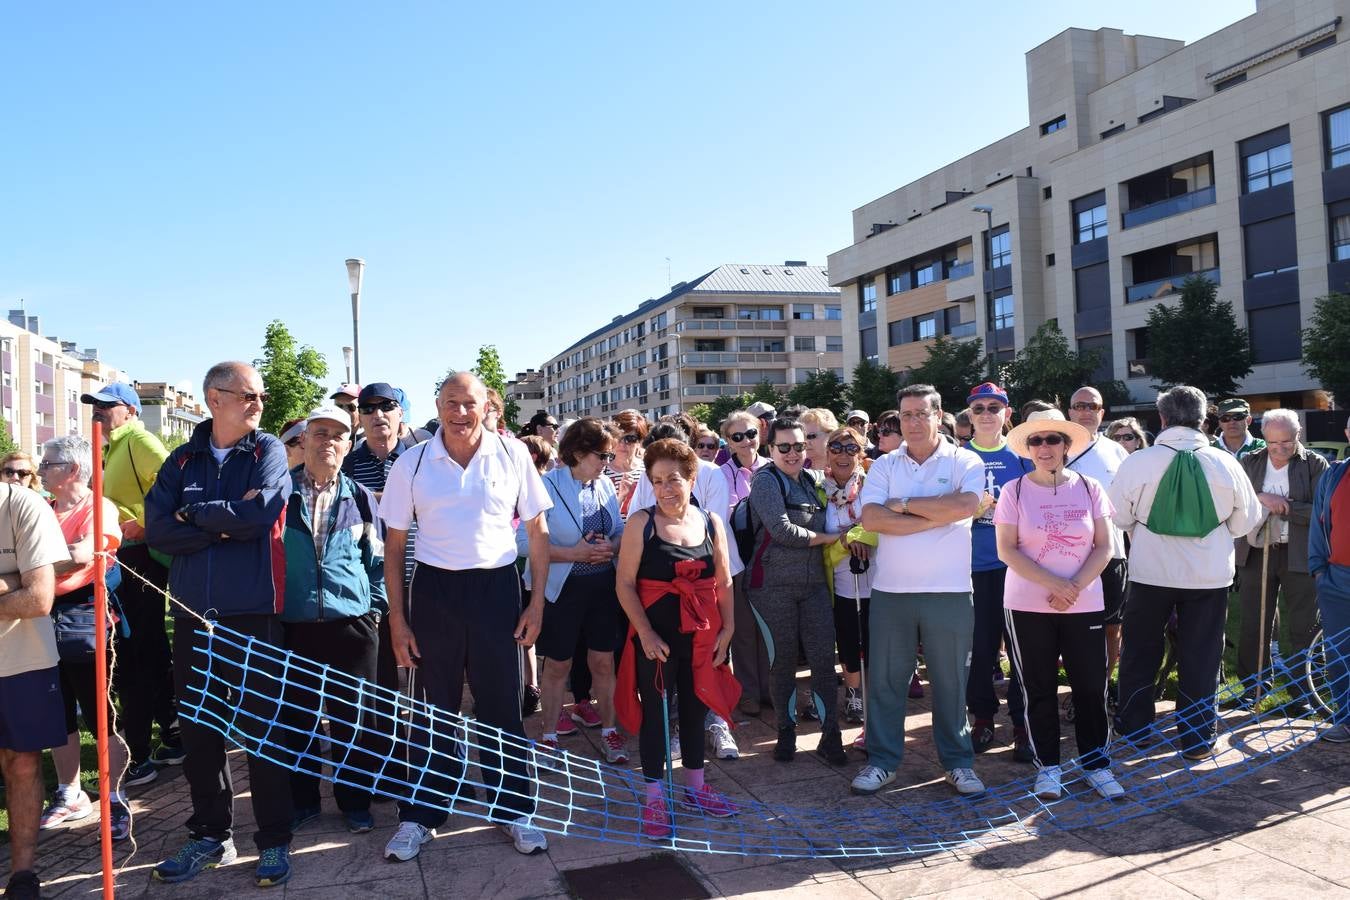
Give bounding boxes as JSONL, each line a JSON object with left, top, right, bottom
{"left": 747, "top": 401, "right": 777, "bottom": 458}
{"left": 330, "top": 383, "right": 362, "bottom": 437}
{"left": 1214, "top": 398, "right": 1266, "bottom": 459}
{"left": 1311, "top": 414, "right": 1350, "bottom": 741}
{"left": 281, "top": 407, "right": 385, "bottom": 835}
{"left": 146, "top": 361, "right": 297, "bottom": 887}
{"left": 81, "top": 381, "right": 180, "bottom": 787}
{"left": 0, "top": 480, "right": 72, "bottom": 900}
{"left": 1065, "top": 386, "right": 1131, "bottom": 705}
{"left": 380, "top": 372, "right": 552, "bottom": 862}
{"left": 1233, "top": 409, "right": 1328, "bottom": 711}
{"left": 1109, "top": 386, "right": 1261, "bottom": 758}
{"left": 853, "top": 383, "right": 986, "bottom": 797}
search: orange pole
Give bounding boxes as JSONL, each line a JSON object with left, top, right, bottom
{"left": 91, "top": 420, "right": 115, "bottom": 898}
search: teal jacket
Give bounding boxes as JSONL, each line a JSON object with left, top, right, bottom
{"left": 282, "top": 467, "right": 386, "bottom": 623}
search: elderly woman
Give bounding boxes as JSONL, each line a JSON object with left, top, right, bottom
{"left": 821, "top": 427, "right": 875, "bottom": 735}
{"left": 799, "top": 408, "right": 839, "bottom": 471}
{"left": 520, "top": 418, "right": 628, "bottom": 762}
{"left": 692, "top": 425, "right": 721, "bottom": 463}
{"left": 1107, "top": 418, "right": 1149, "bottom": 453}
{"left": 36, "top": 436, "right": 132, "bottom": 840}
{"left": 615, "top": 439, "right": 737, "bottom": 838}
{"left": 0, "top": 450, "right": 41, "bottom": 493}
{"left": 1233, "top": 408, "right": 1329, "bottom": 710}
{"left": 747, "top": 419, "right": 846, "bottom": 765}
{"left": 607, "top": 410, "right": 649, "bottom": 519}
{"left": 995, "top": 410, "right": 1121, "bottom": 801}
{"left": 867, "top": 410, "right": 902, "bottom": 460}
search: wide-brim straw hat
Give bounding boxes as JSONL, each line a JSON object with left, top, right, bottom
{"left": 1006, "top": 409, "right": 1092, "bottom": 459}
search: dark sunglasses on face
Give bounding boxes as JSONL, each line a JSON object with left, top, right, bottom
{"left": 877, "top": 427, "right": 899, "bottom": 437}
{"left": 1219, "top": 413, "right": 1248, "bottom": 423}
{"left": 285, "top": 438, "right": 302, "bottom": 449}
{"left": 1112, "top": 433, "right": 1138, "bottom": 443}
{"left": 774, "top": 442, "right": 807, "bottom": 454}
{"left": 620, "top": 433, "right": 641, "bottom": 444}
{"left": 805, "top": 432, "right": 819, "bottom": 440}
{"left": 729, "top": 429, "right": 758, "bottom": 442}
{"left": 695, "top": 442, "right": 718, "bottom": 450}
{"left": 359, "top": 400, "right": 399, "bottom": 415}
{"left": 216, "top": 388, "right": 269, "bottom": 404}
{"left": 1070, "top": 401, "right": 1103, "bottom": 411}
{"left": 595, "top": 451, "right": 616, "bottom": 463}
{"left": 1, "top": 468, "right": 31, "bottom": 478}
{"left": 827, "top": 441, "right": 861, "bottom": 455}
{"left": 91, "top": 399, "right": 123, "bottom": 411}
{"left": 1026, "top": 434, "right": 1065, "bottom": 447}
{"left": 969, "top": 404, "right": 1004, "bottom": 415}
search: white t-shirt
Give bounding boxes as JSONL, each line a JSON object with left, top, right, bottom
{"left": 0, "top": 485, "right": 73, "bottom": 678}
{"left": 380, "top": 431, "right": 552, "bottom": 570}
{"left": 1067, "top": 436, "right": 1129, "bottom": 559}
{"left": 859, "top": 440, "right": 985, "bottom": 594}
{"left": 1264, "top": 459, "right": 1290, "bottom": 544}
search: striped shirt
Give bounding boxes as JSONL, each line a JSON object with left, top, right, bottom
{"left": 343, "top": 438, "right": 418, "bottom": 584}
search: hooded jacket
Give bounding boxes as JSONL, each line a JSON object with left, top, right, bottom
{"left": 282, "top": 467, "right": 386, "bottom": 623}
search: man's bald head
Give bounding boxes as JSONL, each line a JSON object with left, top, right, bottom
{"left": 1068, "top": 385, "right": 1106, "bottom": 434}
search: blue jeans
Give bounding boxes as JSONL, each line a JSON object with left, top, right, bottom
{"left": 1316, "top": 583, "right": 1350, "bottom": 726}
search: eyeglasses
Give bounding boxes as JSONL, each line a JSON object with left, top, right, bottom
{"left": 1070, "top": 402, "right": 1103, "bottom": 412}
{"left": 335, "top": 402, "right": 357, "bottom": 413}
{"left": 541, "top": 421, "right": 559, "bottom": 429}
{"left": 285, "top": 438, "right": 302, "bottom": 449}
{"left": 359, "top": 400, "right": 399, "bottom": 415}
{"left": 695, "top": 442, "right": 719, "bottom": 450}
{"left": 827, "top": 441, "right": 861, "bottom": 455}
{"left": 1026, "top": 434, "right": 1065, "bottom": 447}
{"left": 969, "top": 404, "right": 1004, "bottom": 416}
{"left": 37, "top": 460, "right": 70, "bottom": 470}
{"left": 1219, "top": 413, "right": 1248, "bottom": 423}
{"left": 728, "top": 429, "right": 758, "bottom": 442}
{"left": 90, "top": 399, "right": 123, "bottom": 411}
{"left": 216, "top": 388, "right": 270, "bottom": 405}
{"left": 898, "top": 411, "right": 935, "bottom": 423}
{"left": 877, "top": 427, "right": 899, "bottom": 437}
{"left": 595, "top": 451, "right": 616, "bottom": 463}
{"left": 0, "top": 467, "right": 31, "bottom": 478}
{"left": 620, "top": 434, "right": 642, "bottom": 444}
{"left": 1111, "top": 433, "right": 1138, "bottom": 443}
{"left": 773, "top": 442, "right": 807, "bottom": 454}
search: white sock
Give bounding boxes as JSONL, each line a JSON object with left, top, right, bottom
{"left": 59, "top": 781, "right": 81, "bottom": 799}
{"left": 543, "top": 732, "right": 558, "bottom": 742}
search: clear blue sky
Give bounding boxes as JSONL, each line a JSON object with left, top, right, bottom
{"left": 0, "top": 1, "right": 1252, "bottom": 424}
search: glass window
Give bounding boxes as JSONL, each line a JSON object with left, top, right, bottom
{"left": 860, "top": 281, "right": 877, "bottom": 313}
{"left": 793, "top": 336, "right": 815, "bottom": 352}
{"left": 1333, "top": 213, "right": 1350, "bottom": 262}
{"left": 917, "top": 317, "right": 937, "bottom": 340}
{"left": 1244, "top": 143, "right": 1293, "bottom": 193}
{"left": 826, "top": 336, "right": 843, "bottom": 352}
{"left": 887, "top": 268, "right": 907, "bottom": 294}
{"left": 989, "top": 292, "right": 1015, "bottom": 331}
{"left": 792, "top": 304, "right": 814, "bottom": 320}
{"left": 824, "top": 305, "right": 842, "bottom": 320}
{"left": 860, "top": 327, "right": 878, "bottom": 363}
{"left": 1040, "top": 115, "right": 1067, "bottom": 135}
{"left": 1075, "top": 204, "right": 1108, "bottom": 243}
{"left": 913, "top": 262, "right": 938, "bottom": 286}
{"left": 1330, "top": 107, "right": 1350, "bottom": 170}
{"left": 989, "top": 230, "right": 1011, "bottom": 269}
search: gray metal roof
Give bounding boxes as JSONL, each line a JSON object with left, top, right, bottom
{"left": 693, "top": 264, "right": 836, "bottom": 295}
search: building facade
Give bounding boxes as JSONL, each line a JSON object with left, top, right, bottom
{"left": 134, "top": 382, "right": 207, "bottom": 443}
{"left": 541, "top": 263, "right": 842, "bottom": 421}
{"left": 828, "top": 0, "right": 1350, "bottom": 410}
{"left": 505, "top": 369, "right": 545, "bottom": 421}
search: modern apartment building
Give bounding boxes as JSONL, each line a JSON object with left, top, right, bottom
{"left": 828, "top": 0, "right": 1350, "bottom": 409}
{"left": 134, "top": 382, "right": 207, "bottom": 442}
{"left": 541, "top": 263, "right": 842, "bottom": 420}
{"left": 506, "top": 369, "right": 546, "bottom": 420}
{"left": 1, "top": 309, "right": 127, "bottom": 455}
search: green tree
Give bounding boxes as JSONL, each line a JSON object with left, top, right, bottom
{"left": 1146, "top": 275, "right": 1252, "bottom": 398}
{"left": 470, "top": 345, "right": 521, "bottom": 429}
{"left": 0, "top": 416, "right": 17, "bottom": 457}
{"left": 159, "top": 431, "right": 189, "bottom": 452}
{"left": 1002, "top": 321, "right": 1104, "bottom": 409}
{"left": 694, "top": 392, "right": 756, "bottom": 429}
{"left": 847, "top": 360, "right": 902, "bottom": 417}
{"left": 749, "top": 379, "right": 786, "bottom": 410}
{"left": 787, "top": 369, "right": 850, "bottom": 418}
{"left": 1302, "top": 292, "right": 1350, "bottom": 407}
{"left": 906, "top": 336, "right": 986, "bottom": 412}
{"left": 258, "top": 320, "right": 328, "bottom": 434}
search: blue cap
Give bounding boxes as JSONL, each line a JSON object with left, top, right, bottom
{"left": 393, "top": 387, "right": 411, "bottom": 417}
{"left": 81, "top": 383, "right": 141, "bottom": 413}
{"left": 966, "top": 382, "right": 1009, "bottom": 407}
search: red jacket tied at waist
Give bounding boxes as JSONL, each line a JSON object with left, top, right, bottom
{"left": 614, "top": 562, "right": 741, "bottom": 736}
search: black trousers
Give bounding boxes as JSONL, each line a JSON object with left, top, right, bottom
{"left": 1006, "top": 608, "right": 1109, "bottom": 769}
{"left": 398, "top": 563, "right": 534, "bottom": 828}
{"left": 1116, "top": 583, "right": 1227, "bottom": 753}
{"left": 1236, "top": 544, "right": 1319, "bottom": 689}
{"left": 173, "top": 614, "right": 294, "bottom": 850}
{"left": 967, "top": 568, "right": 1024, "bottom": 723}
{"left": 283, "top": 613, "right": 380, "bottom": 813}
{"left": 833, "top": 594, "right": 870, "bottom": 674}
{"left": 632, "top": 595, "right": 706, "bottom": 781}
{"left": 113, "top": 544, "right": 177, "bottom": 762}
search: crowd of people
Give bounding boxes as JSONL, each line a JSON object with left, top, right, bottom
{"left": 2, "top": 359, "right": 1350, "bottom": 898}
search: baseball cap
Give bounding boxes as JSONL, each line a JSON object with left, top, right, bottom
{"left": 746, "top": 401, "right": 777, "bottom": 420}
{"left": 329, "top": 383, "right": 361, "bottom": 401}
{"left": 81, "top": 382, "right": 142, "bottom": 413}
{"left": 357, "top": 382, "right": 399, "bottom": 406}
{"left": 967, "top": 382, "right": 1009, "bottom": 406}
{"left": 279, "top": 418, "right": 307, "bottom": 444}
{"left": 1216, "top": 398, "right": 1250, "bottom": 416}
{"left": 845, "top": 409, "right": 870, "bottom": 424}
{"left": 305, "top": 407, "right": 353, "bottom": 433}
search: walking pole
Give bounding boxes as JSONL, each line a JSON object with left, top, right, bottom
{"left": 1256, "top": 516, "right": 1274, "bottom": 709}
{"left": 657, "top": 662, "right": 676, "bottom": 841}
{"left": 850, "top": 554, "right": 870, "bottom": 719}
{"left": 91, "top": 421, "right": 116, "bottom": 899}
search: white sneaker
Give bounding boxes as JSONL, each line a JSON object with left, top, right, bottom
{"left": 384, "top": 822, "right": 433, "bottom": 862}
{"left": 504, "top": 816, "right": 549, "bottom": 855}
{"left": 1033, "top": 765, "right": 1063, "bottom": 800}
{"left": 945, "top": 767, "right": 985, "bottom": 796}
{"left": 669, "top": 732, "right": 682, "bottom": 761}
{"left": 602, "top": 730, "right": 630, "bottom": 764}
{"left": 1085, "top": 768, "right": 1125, "bottom": 799}
{"left": 850, "top": 765, "right": 896, "bottom": 795}
{"left": 709, "top": 723, "right": 740, "bottom": 760}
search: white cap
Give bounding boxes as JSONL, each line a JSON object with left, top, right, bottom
{"left": 305, "top": 407, "right": 353, "bottom": 433}
{"left": 845, "top": 409, "right": 870, "bottom": 424}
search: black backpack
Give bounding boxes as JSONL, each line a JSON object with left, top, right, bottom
{"left": 729, "top": 466, "right": 822, "bottom": 565}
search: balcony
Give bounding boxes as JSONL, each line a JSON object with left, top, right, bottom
{"left": 679, "top": 352, "right": 787, "bottom": 365}
{"left": 1126, "top": 267, "right": 1219, "bottom": 304}
{"left": 681, "top": 384, "right": 747, "bottom": 398}
{"left": 946, "top": 261, "right": 975, "bottom": 281}
{"left": 948, "top": 321, "right": 978, "bottom": 339}
{"left": 675, "top": 319, "right": 786, "bottom": 333}
{"left": 1122, "top": 185, "right": 1216, "bottom": 229}
{"left": 34, "top": 393, "right": 55, "bottom": 416}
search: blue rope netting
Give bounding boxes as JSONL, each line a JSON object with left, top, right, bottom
{"left": 177, "top": 622, "right": 1347, "bottom": 859}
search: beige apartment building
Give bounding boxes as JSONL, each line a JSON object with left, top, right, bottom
{"left": 542, "top": 263, "right": 842, "bottom": 421}
{"left": 828, "top": 0, "right": 1350, "bottom": 410}
{"left": 134, "top": 382, "right": 207, "bottom": 442}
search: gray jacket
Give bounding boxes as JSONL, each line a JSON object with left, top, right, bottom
{"left": 1234, "top": 445, "right": 1328, "bottom": 573}
{"left": 747, "top": 464, "right": 826, "bottom": 588}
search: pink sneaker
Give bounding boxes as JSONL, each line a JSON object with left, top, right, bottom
{"left": 570, "top": 702, "right": 602, "bottom": 728}
{"left": 642, "top": 796, "right": 671, "bottom": 840}
{"left": 40, "top": 790, "right": 93, "bottom": 830}
{"left": 556, "top": 713, "right": 578, "bottom": 736}
{"left": 852, "top": 732, "right": 867, "bottom": 753}
{"left": 602, "top": 731, "right": 629, "bottom": 764}
{"left": 680, "top": 783, "right": 737, "bottom": 818}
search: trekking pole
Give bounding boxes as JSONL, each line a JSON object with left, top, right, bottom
{"left": 1256, "top": 516, "right": 1274, "bottom": 709}
{"left": 657, "top": 660, "right": 676, "bottom": 842}
{"left": 850, "top": 553, "right": 871, "bottom": 720}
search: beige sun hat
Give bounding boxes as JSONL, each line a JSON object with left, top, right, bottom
{"left": 1006, "top": 408, "right": 1092, "bottom": 459}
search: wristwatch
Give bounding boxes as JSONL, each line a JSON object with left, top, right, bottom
{"left": 901, "top": 497, "right": 911, "bottom": 515}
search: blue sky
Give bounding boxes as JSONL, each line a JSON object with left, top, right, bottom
{"left": 0, "top": 1, "right": 1252, "bottom": 424}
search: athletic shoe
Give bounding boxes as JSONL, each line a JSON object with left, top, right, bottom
{"left": 570, "top": 702, "right": 602, "bottom": 728}
{"left": 153, "top": 837, "right": 238, "bottom": 882}
{"left": 538, "top": 736, "right": 561, "bottom": 753}
{"left": 844, "top": 688, "right": 864, "bottom": 724}
{"left": 971, "top": 719, "right": 996, "bottom": 754}
{"left": 817, "top": 729, "right": 847, "bottom": 767}
{"left": 1033, "top": 765, "right": 1063, "bottom": 800}
{"left": 669, "top": 731, "right": 682, "bottom": 761}
{"left": 1085, "top": 768, "right": 1125, "bottom": 799}
{"left": 40, "top": 789, "right": 92, "bottom": 829}
{"left": 850, "top": 765, "right": 896, "bottom": 796}
{"left": 1181, "top": 743, "right": 1215, "bottom": 761}
{"left": 852, "top": 732, "right": 867, "bottom": 753}
{"left": 709, "top": 722, "right": 739, "bottom": 760}
{"left": 908, "top": 672, "right": 924, "bottom": 699}
{"left": 3, "top": 871, "right": 40, "bottom": 900}
{"left": 384, "top": 822, "right": 432, "bottom": 862}
{"left": 1012, "top": 728, "right": 1035, "bottom": 763}
{"left": 290, "top": 805, "right": 321, "bottom": 833}
{"left": 521, "top": 684, "right": 541, "bottom": 718}
{"left": 151, "top": 742, "right": 187, "bottom": 766}
{"left": 798, "top": 702, "right": 820, "bottom": 722}
{"left": 739, "top": 696, "right": 761, "bottom": 717}
{"left": 1322, "top": 724, "right": 1350, "bottom": 743}
{"left": 680, "top": 783, "right": 737, "bottom": 817}
{"left": 945, "top": 767, "right": 985, "bottom": 795}
{"left": 110, "top": 802, "right": 133, "bottom": 843}
{"left": 555, "top": 713, "right": 578, "bottom": 737}
{"left": 642, "top": 796, "right": 671, "bottom": 840}
{"left": 603, "top": 731, "right": 630, "bottom": 764}
{"left": 125, "top": 759, "right": 159, "bottom": 787}
{"left": 504, "top": 816, "right": 548, "bottom": 854}
{"left": 344, "top": 810, "right": 375, "bottom": 834}
{"left": 773, "top": 726, "right": 796, "bottom": 762}
{"left": 254, "top": 845, "right": 291, "bottom": 887}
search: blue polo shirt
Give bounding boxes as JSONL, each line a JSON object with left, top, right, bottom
{"left": 968, "top": 440, "right": 1027, "bottom": 572}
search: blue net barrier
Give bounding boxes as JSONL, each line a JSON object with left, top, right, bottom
{"left": 176, "top": 620, "right": 1348, "bottom": 859}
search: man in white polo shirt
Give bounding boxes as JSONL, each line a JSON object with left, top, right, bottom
{"left": 853, "top": 383, "right": 986, "bottom": 797}
{"left": 379, "top": 372, "right": 553, "bottom": 863}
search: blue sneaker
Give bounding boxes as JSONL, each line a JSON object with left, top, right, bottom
{"left": 343, "top": 810, "right": 375, "bottom": 834}
{"left": 153, "top": 837, "right": 237, "bottom": 883}
{"left": 255, "top": 845, "right": 292, "bottom": 887}
{"left": 290, "top": 805, "right": 321, "bottom": 832}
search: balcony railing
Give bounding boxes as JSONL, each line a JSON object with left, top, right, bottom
{"left": 1122, "top": 185, "right": 1216, "bottom": 229}
{"left": 947, "top": 261, "right": 975, "bottom": 281}
{"left": 679, "top": 352, "right": 787, "bottom": 365}
{"left": 948, "top": 321, "right": 978, "bottom": 339}
{"left": 1125, "top": 267, "right": 1219, "bottom": 303}
{"left": 674, "top": 319, "right": 787, "bottom": 333}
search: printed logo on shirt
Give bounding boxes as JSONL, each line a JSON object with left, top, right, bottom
{"left": 184, "top": 482, "right": 204, "bottom": 493}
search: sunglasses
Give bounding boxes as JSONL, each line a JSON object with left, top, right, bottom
{"left": 90, "top": 399, "right": 123, "bottom": 411}
{"left": 285, "top": 438, "right": 302, "bottom": 449}
{"left": 37, "top": 460, "right": 70, "bottom": 470}
{"left": 620, "top": 433, "right": 642, "bottom": 444}
{"left": 695, "top": 442, "right": 718, "bottom": 450}
{"left": 1218, "top": 413, "right": 1248, "bottom": 423}
{"left": 827, "top": 441, "right": 861, "bottom": 455}
{"left": 969, "top": 404, "right": 1004, "bottom": 415}
{"left": 728, "top": 429, "right": 758, "bottom": 442}
{"left": 359, "top": 400, "right": 399, "bottom": 415}
{"left": 774, "top": 442, "right": 807, "bottom": 454}
{"left": 1026, "top": 434, "right": 1065, "bottom": 447}
{"left": 217, "top": 388, "right": 270, "bottom": 404}
{"left": 1, "top": 467, "right": 31, "bottom": 478}
{"left": 1070, "top": 402, "right": 1103, "bottom": 412}
{"left": 1112, "top": 433, "right": 1138, "bottom": 443}
{"left": 877, "top": 427, "right": 899, "bottom": 437}
{"left": 335, "top": 402, "right": 357, "bottom": 413}
{"left": 595, "top": 451, "right": 616, "bottom": 463}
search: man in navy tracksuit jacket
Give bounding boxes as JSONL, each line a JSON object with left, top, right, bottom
{"left": 144, "top": 362, "right": 296, "bottom": 887}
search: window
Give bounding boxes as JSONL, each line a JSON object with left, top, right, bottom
{"left": 1043, "top": 186, "right": 1053, "bottom": 200}
{"left": 1332, "top": 211, "right": 1350, "bottom": 262}
{"left": 888, "top": 319, "right": 911, "bottom": 346}
{"left": 1100, "top": 124, "right": 1125, "bottom": 139}
{"left": 1075, "top": 202, "right": 1107, "bottom": 243}
{"left": 913, "top": 261, "right": 938, "bottom": 287}
{"left": 887, "top": 267, "right": 907, "bottom": 295}
{"left": 692, "top": 306, "right": 725, "bottom": 319}
{"left": 824, "top": 305, "right": 842, "bottom": 320}
{"left": 793, "top": 336, "right": 815, "bottom": 352}
{"left": 989, "top": 229, "right": 1011, "bottom": 268}
{"left": 826, "top": 335, "right": 843, "bottom": 352}
{"left": 1040, "top": 115, "right": 1067, "bottom": 136}
{"left": 860, "top": 327, "right": 878, "bottom": 363}
{"left": 1299, "top": 35, "right": 1336, "bottom": 57}
{"left": 740, "top": 338, "right": 784, "bottom": 352}
{"left": 1329, "top": 106, "right": 1350, "bottom": 169}
{"left": 695, "top": 371, "right": 727, "bottom": 385}
{"left": 1241, "top": 128, "right": 1293, "bottom": 193}
{"left": 1244, "top": 215, "right": 1298, "bottom": 278}
{"left": 989, "top": 291, "right": 1014, "bottom": 331}
{"left": 917, "top": 317, "right": 937, "bottom": 340}
{"left": 860, "top": 281, "right": 877, "bottom": 313}
{"left": 1248, "top": 305, "right": 1302, "bottom": 363}
{"left": 1046, "top": 253, "right": 1056, "bottom": 267}
{"left": 738, "top": 306, "right": 784, "bottom": 320}
{"left": 1214, "top": 72, "right": 1246, "bottom": 92}
{"left": 792, "top": 304, "right": 815, "bottom": 320}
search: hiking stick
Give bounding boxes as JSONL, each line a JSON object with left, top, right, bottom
{"left": 1256, "top": 516, "right": 1274, "bottom": 708}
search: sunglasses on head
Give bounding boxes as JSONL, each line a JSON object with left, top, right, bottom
{"left": 729, "top": 428, "right": 758, "bottom": 442}
{"left": 1219, "top": 413, "right": 1248, "bottom": 423}
{"left": 620, "top": 433, "right": 642, "bottom": 444}
{"left": 827, "top": 441, "right": 861, "bottom": 455}
{"left": 774, "top": 442, "right": 807, "bottom": 454}
{"left": 1026, "top": 434, "right": 1065, "bottom": 447}
{"left": 695, "top": 441, "right": 718, "bottom": 450}
{"left": 359, "top": 400, "right": 399, "bottom": 415}
{"left": 1, "top": 467, "right": 31, "bottom": 478}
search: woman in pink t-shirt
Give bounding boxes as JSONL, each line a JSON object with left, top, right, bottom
{"left": 994, "top": 410, "right": 1120, "bottom": 803}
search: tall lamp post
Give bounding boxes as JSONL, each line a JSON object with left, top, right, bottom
{"left": 971, "top": 205, "right": 999, "bottom": 358}
{"left": 342, "top": 346, "right": 354, "bottom": 385}
{"left": 345, "top": 258, "right": 365, "bottom": 384}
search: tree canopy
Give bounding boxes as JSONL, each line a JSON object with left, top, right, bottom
{"left": 787, "top": 369, "right": 850, "bottom": 418}
{"left": 847, "top": 360, "right": 902, "bottom": 417}
{"left": 258, "top": 320, "right": 328, "bottom": 435}
{"left": 471, "top": 345, "right": 520, "bottom": 429}
{"left": 1145, "top": 275, "right": 1252, "bottom": 398}
{"left": 1303, "top": 292, "right": 1350, "bottom": 408}
{"left": 906, "top": 336, "right": 986, "bottom": 412}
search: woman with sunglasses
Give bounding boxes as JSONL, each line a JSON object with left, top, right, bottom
{"left": 747, "top": 418, "right": 847, "bottom": 765}
{"left": 0, "top": 451, "right": 42, "bottom": 493}
{"left": 606, "top": 410, "right": 649, "bottom": 519}
{"left": 692, "top": 426, "right": 721, "bottom": 463}
{"left": 1107, "top": 418, "right": 1149, "bottom": 453}
{"left": 867, "top": 410, "right": 903, "bottom": 460}
{"left": 995, "top": 410, "right": 1122, "bottom": 801}
{"left": 279, "top": 418, "right": 307, "bottom": 469}
{"left": 799, "top": 409, "right": 839, "bottom": 472}
{"left": 719, "top": 410, "right": 772, "bottom": 715}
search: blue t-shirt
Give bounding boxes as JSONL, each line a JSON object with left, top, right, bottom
{"left": 968, "top": 440, "right": 1027, "bottom": 572}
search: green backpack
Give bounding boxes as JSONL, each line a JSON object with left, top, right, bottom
{"left": 1144, "top": 447, "right": 1221, "bottom": 538}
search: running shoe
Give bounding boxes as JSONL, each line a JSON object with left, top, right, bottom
{"left": 383, "top": 822, "right": 432, "bottom": 862}
{"left": 1033, "top": 765, "right": 1063, "bottom": 800}
{"left": 151, "top": 742, "right": 187, "bottom": 766}
{"left": 680, "top": 783, "right": 737, "bottom": 818}
{"left": 1085, "top": 768, "right": 1125, "bottom": 799}
{"left": 570, "top": 702, "right": 602, "bottom": 728}
{"left": 255, "top": 845, "right": 291, "bottom": 887}
{"left": 39, "top": 789, "right": 92, "bottom": 829}
{"left": 124, "top": 759, "right": 159, "bottom": 787}
{"left": 709, "top": 722, "right": 739, "bottom": 760}
{"left": 503, "top": 816, "right": 548, "bottom": 854}
{"left": 1323, "top": 724, "right": 1350, "bottom": 743}
{"left": 844, "top": 688, "right": 864, "bottom": 724}
{"left": 153, "top": 837, "right": 237, "bottom": 882}
{"left": 603, "top": 731, "right": 629, "bottom": 764}
{"left": 945, "top": 767, "right": 985, "bottom": 796}
{"left": 642, "top": 796, "right": 671, "bottom": 840}
{"left": 344, "top": 810, "right": 375, "bottom": 834}
{"left": 110, "top": 802, "right": 133, "bottom": 843}
{"left": 555, "top": 712, "right": 578, "bottom": 737}
{"left": 850, "top": 765, "right": 895, "bottom": 796}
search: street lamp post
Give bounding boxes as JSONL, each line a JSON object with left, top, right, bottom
{"left": 342, "top": 346, "right": 354, "bottom": 385}
{"left": 345, "top": 258, "right": 365, "bottom": 384}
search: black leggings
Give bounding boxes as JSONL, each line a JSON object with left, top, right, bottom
{"left": 832, "top": 594, "right": 870, "bottom": 674}
{"left": 632, "top": 595, "right": 706, "bottom": 781}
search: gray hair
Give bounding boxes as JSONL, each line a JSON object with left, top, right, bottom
{"left": 437, "top": 370, "right": 485, "bottom": 396}
{"left": 1261, "top": 408, "right": 1301, "bottom": 437}
{"left": 203, "top": 361, "right": 250, "bottom": 397}
{"left": 43, "top": 435, "right": 93, "bottom": 483}
{"left": 897, "top": 382, "right": 942, "bottom": 412}
{"left": 1156, "top": 386, "right": 1206, "bottom": 430}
